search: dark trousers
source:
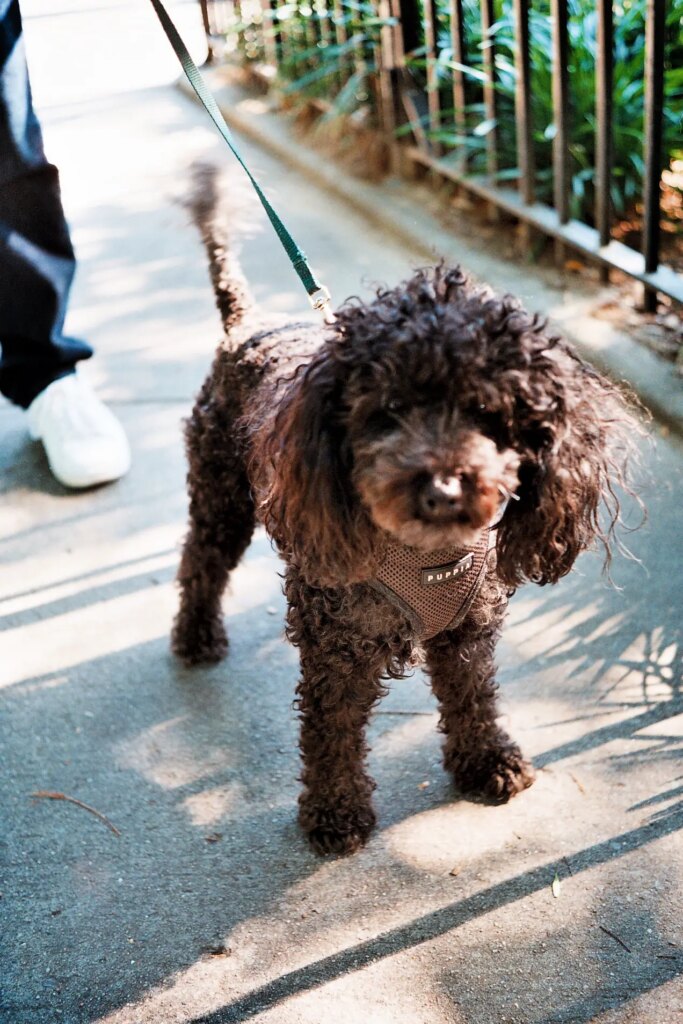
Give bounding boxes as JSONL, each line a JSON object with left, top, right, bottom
{"left": 0, "top": 0, "right": 91, "bottom": 408}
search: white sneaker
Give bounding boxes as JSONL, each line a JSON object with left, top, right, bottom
{"left": 27, "top": 373, "right": 131, "bottom": 489}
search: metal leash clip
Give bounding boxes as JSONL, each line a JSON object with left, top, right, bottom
{"left": 309, "top": 285, "right": 336, "bottom": 324}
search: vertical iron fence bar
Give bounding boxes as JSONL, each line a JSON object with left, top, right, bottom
{"left": 550, "top": 1, "right": 569, "bottom": 218}
{"left": 204, "top": 0, "right": 220, "bottom": 34}
{"left": 388, "top": 0, "right": 410, "bottom": 168}
{"left": 480, "top": 0, "right": 497, "bottom": 177}
{"left": 399, "top": 0, "right": 421, "bottom": 55}
{"left": 449, "top": 0, "right": 467, "bottom": 167}
{"left": 332, "top": 0, "right": 347, "bottom": 46}
{"left": 550, "top": 0, "right": 569, "bottom": 264}
{"left": 378, "top": 0, "right": 399, "bottom": 165}
{"left": 332, "top": 0, "right": 348, "bottom": 90}
{"left": 205, "top": 0, "right": 219, "bottom": 34}
{"left": 424, "top": 0, "right": 442, "bottom": 155}
{"left": 389, "top": 0, "right": 405, "bottom": 60}
{"left": 642, "top": 0, "right": 665, "bottom": 312}
{"left": 513, "top": 0, "right": 534, "bottom": 206}
{"left": 397, "top": 0, "right": 430, "bottom": 156}
{"left": 390, "top": 0, "right": 420, "bottom": 172}
{"left": 286, "top": 0, "right": 302, "bottom": 78}
{"left": 480, "top": 0, "right": 498, "bottom": 218}
{"left": 198, "top": 0, "right": 214, "bottom": 62}
{"left": 595, "top": 0, "right": 613, "bottom": 282}
{"left": 388, "top": 0, "right": 406, "bottom": 72}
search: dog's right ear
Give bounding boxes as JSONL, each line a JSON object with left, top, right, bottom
{"left": 256, "top": 349, "right": 376, "bottom": 586}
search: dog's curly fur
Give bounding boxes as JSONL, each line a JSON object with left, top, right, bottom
{"left": 173, "top": 167, "right": 640, "bottom": 855}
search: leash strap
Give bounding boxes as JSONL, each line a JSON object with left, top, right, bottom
{"left": 148, "top": 0, "right": 332, "bottom": 316}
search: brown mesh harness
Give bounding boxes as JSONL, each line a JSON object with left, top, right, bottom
{"left": 369, "top": 529, "right": 493, "bottom": 639}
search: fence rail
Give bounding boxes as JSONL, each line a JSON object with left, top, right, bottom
{"left": 197, "top": 0, "right": 683, "bottom": 308}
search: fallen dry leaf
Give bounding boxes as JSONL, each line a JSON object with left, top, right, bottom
{"left": 203, "top": 943, "right": 231, "bottom": 958}
{"left": 569, "top": 772, "right": 586, "bottom": 795}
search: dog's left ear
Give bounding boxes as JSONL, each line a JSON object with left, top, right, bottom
{"left": 495, "top": 344, "right": 638, "bottom": 589}
{"left": 256, "top": 347, "right": 376, "bottom": 586}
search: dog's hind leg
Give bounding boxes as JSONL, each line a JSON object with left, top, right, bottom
{"left": 172, "top": 378, "right": 255, "bottom": 666}
{"left": 424, "top": 591, "right": 535, "bottom": 804}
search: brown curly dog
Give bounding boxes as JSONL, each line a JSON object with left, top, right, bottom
{"left": 173, "top": 167, "right": 639, "bottom": 855}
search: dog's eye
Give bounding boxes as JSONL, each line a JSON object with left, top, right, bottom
{"left": 367, "top": 401, "right": 404, "bottom": 435}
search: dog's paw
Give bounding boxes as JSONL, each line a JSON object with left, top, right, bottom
{"left": 299, "top": 801, "right": 376, "bottom": 856}
{"left": 453, "top": 744, "right": 535, "bottom": 805}
{"left": 171, "top": 614, "right": 228, "bottom": 667}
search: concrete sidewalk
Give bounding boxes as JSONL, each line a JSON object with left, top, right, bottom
{"left": 1, "top": 3, "right": 682, "bottom": 1023}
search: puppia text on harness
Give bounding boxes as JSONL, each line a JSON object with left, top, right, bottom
{"left": 369, "top": 528, "right": 493, "bottom": 640}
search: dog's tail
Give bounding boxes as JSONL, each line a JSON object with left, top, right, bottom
{"left": 186, "top": 162, "right": 252, "bottom": 334}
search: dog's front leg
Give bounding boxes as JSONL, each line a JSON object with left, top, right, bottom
{"left": 287, "top": 583, "right": 386, "bottom": 855}
{"left": 424, "top": 611, "right": 535, "bottom": 803}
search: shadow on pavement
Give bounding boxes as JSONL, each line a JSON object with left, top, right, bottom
{"left": 187, "top": 801, "right": 682, "bottom": 1024}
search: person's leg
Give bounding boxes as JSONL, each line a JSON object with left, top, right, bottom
{"left": 0, "top": 0, "right": 92, "bottom": 409}
{"left": 0, "top": 0, "right": 130, "bottom": 487}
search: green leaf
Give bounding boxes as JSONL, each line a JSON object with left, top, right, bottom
{"left": 472, "top": 117, "right": 497, "bottom": 137}
{"left": 444, "top": 60, "right": 488, "bottom": 83}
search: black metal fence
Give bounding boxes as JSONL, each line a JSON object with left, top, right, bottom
{"left": 198, "top": 0, "right": 683, "bottom": 310}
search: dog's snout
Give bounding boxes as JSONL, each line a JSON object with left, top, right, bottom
{"left": 418, "top": 474, "right": 466, "bottom": 522}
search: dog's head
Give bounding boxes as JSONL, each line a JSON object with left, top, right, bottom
{"left": 257, "top": 266, "right": 640, "bottom": 588}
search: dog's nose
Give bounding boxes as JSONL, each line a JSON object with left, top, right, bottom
{"left": 418, "top": 475, "right": 465, "bottom": 522}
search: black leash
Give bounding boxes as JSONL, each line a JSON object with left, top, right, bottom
{"left": 148, "top": 0, "right": 333, "bottom": 320}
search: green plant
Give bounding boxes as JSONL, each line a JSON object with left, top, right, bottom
{"left": 236, "top": 0, "right": 391, "bottom": 120}
{"left": 229, "top": 0, "right": 683, "bottom": 228}
{"left": 404, "top": 0, "right": 683, "bottom": 225}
